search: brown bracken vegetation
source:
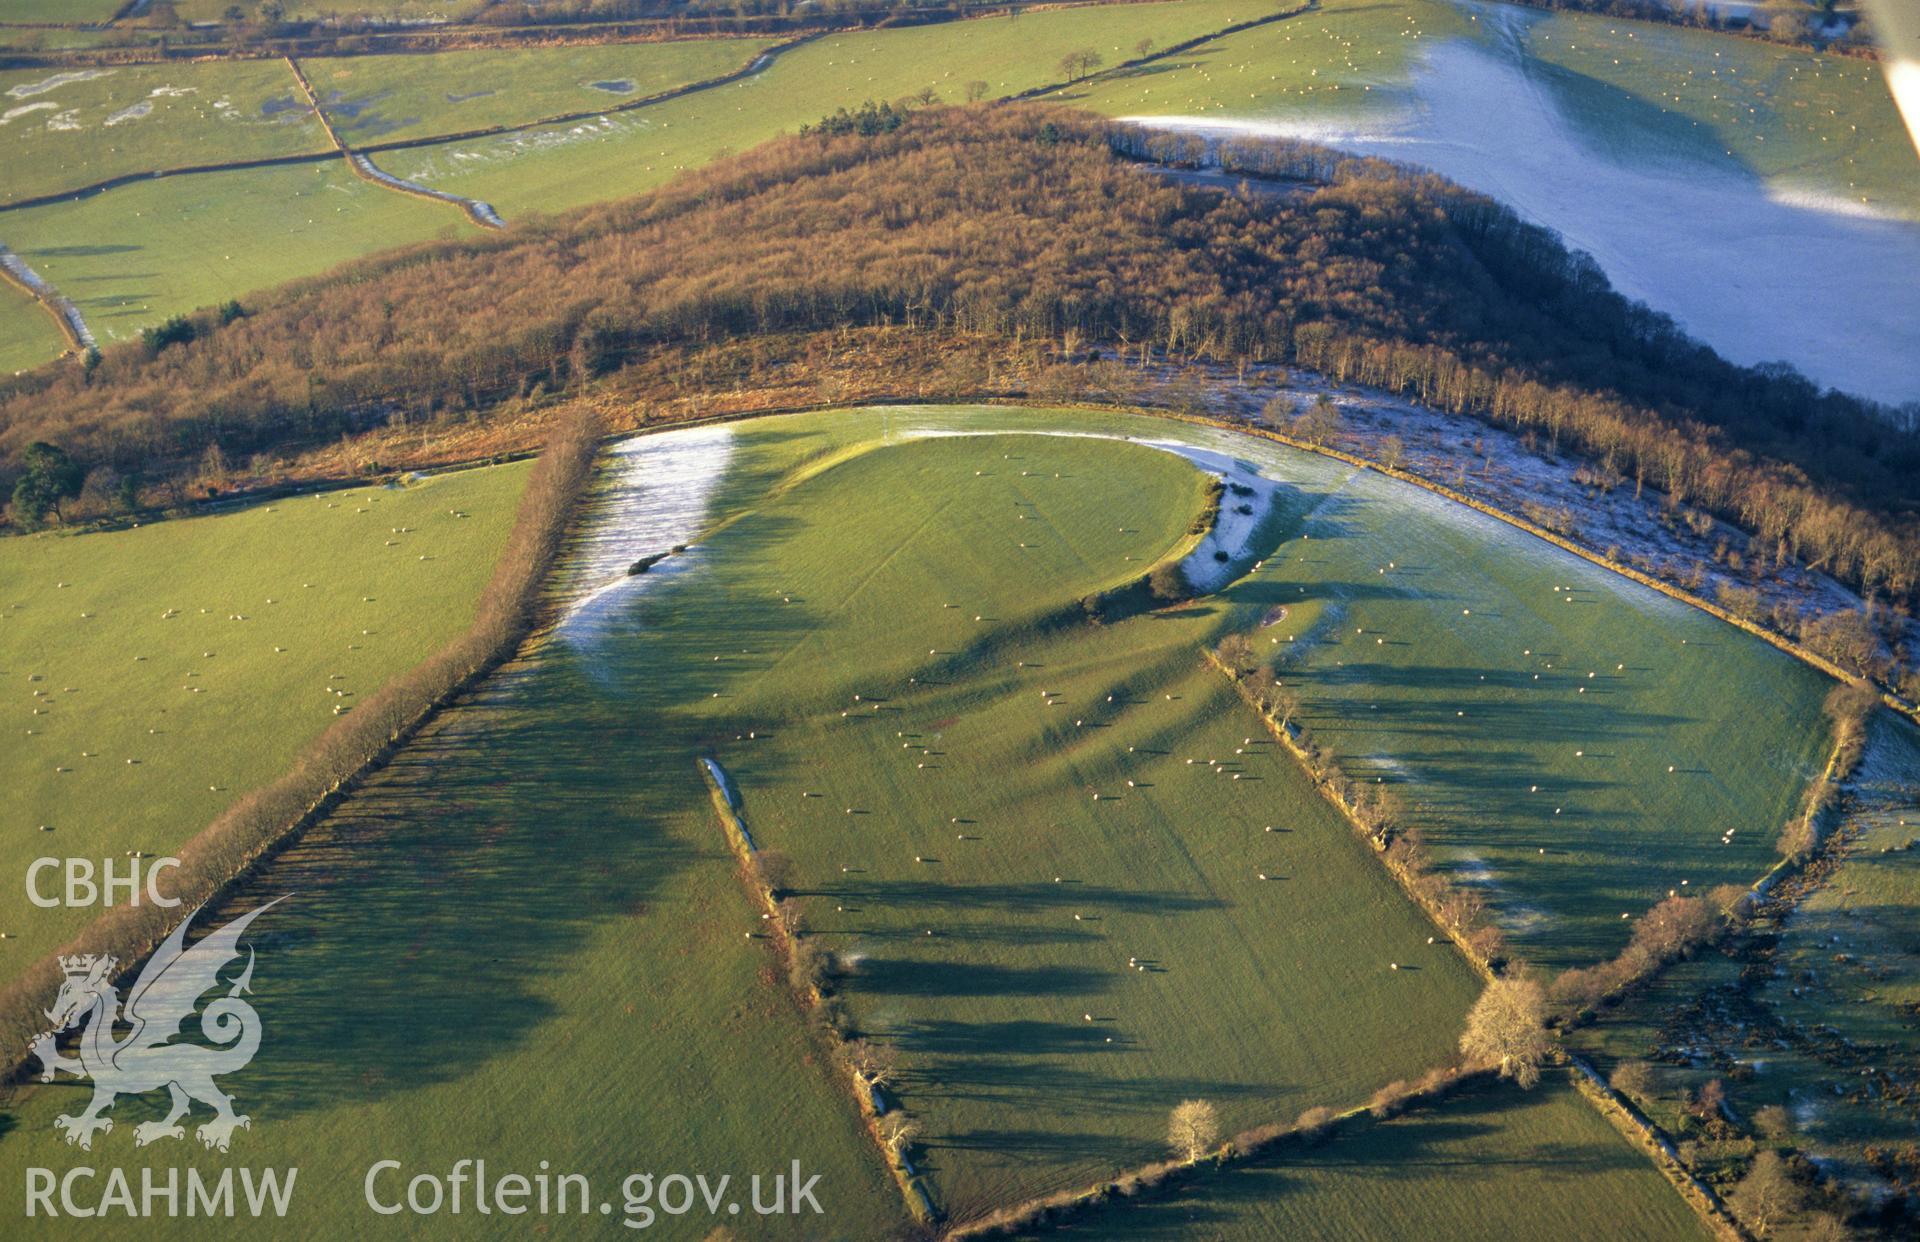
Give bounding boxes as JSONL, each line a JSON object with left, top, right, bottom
{"left": 3, "top": 106, "right": 1915, "bottom": 601}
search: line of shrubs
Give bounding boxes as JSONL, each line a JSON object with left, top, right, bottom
{"left": 1543, "top": 684, "right": 1877, "bottom": 1019}
{"left": 1549, "top": 891, "right": 1743, "bottom": 1019}
{"left": 1776, "top": 681, "right": 1879, "bottom": 859}
{"left": 0, "top": 406, "right": 605, "bottom": 1070}
{"left": 949, "top": 1063, "right": 1486, "bottom": 1239}
{"left": 1208, "top": 642, "right": 1511, "bottom": 971}
{"left": 722, "top": 818, "right": 935, "bottom": 1222}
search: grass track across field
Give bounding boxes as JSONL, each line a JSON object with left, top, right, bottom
{"left": 0, "top": 462, "right": 531, "bottom": 965}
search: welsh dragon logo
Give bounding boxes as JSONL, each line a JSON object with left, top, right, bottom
{"left": 28, "top": 898, "right": 283, "bottom": 1153}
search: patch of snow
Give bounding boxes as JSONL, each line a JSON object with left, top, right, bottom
{"left": 104, "top": 100, "right": 153, "bottom": 127}
{"left": 5, "top": 69, "right": 113, "bottom": 100}
{"left": 0, "top": 102, "right": 57, "bottom": 125}
{"left": 554, "top": 423, "right": 736, "bottom": 644}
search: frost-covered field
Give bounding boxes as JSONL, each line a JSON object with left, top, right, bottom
{"left": 1130, "top": 7, "right": 1920, "bottom": 405}
{"left": 553, "top": 422, "right": 737, "bottom": 655}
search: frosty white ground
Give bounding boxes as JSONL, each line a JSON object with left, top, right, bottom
{"left": 554, "top": 422, "right": 735, "bottom": 644}
{"left": 1129, "top": 10, "right": 1920, "bottom": 406}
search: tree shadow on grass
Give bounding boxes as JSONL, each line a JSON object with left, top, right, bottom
{"left": 852, "top": 958, "right": 1108, "bottom": 999}
{"left": 831, "top": 879, "right": 1226, "bottom": 916}
{"left": 196, "top": 651, "right": 725, "bottom": 1120}
{"left": 1045, "top": 1078, "right": 1659, "bottom": 1237}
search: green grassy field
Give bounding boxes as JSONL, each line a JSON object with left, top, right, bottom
{"left": 173, "top": 0, "right": 474, "bottom": 18}
{"left": 641, "top": 425, "right": 1483, "bottom": 1217}
{"left": 386, "top": 0, "right": 1273, "bottom": 217}
{"left": 0, "top": 282, "right": 66, "bottom": 373}
{"left": 775, "top": 410, "right": 1828, "bottom": 974}
{"left": 1075, "top": 0, "right": 1468, "bottom": 122}
{"left": 1030, "top": 1073, "right": 1707, "bottom": 1239}
{"left": 0, "top": 401, "right": 1790, "bottom": 1235}
{"left": 1764, "top": 716, "right": 1920, "bottom": 1151}
{"left": 675, "top": 404, "right": 1832, "bottom": 980}
{"left": 0, "top": 0, "right": 122, "bottom": 22}
{"left": 1520, "top": 7, "right": 1912, "bottom": 215}
{"left": 0, "top": 462, "right": 531, "bottom": 966}
{"left": 1522, "top": 9, "right": 1920, "bottom": 217}
{"left": 0, "top": 159, "right": 462, "bottom": 353}
{"left": 0, "top": 0, "right": 1273, "bottom": 373}
{"left": 1242, "top": 463, "right": 1835, "bottom": 970}
{"left": 303, "top": 38, "right": 774, "bottom": 146}
{"left": 1073, "top": 0, "right": 1920, "bottom": 216}
{"left": 0, "top": 60, "right": 330, "bottom": 204}
{"left": 0, "top": 408, "right": 1479, "bottom": 1234}
{"left": 1575, "top": 713, "right": 1920, "bottom": 1189}
{"left": 6, "top": 0, "right": 1913, "bottom": 381}
{"left": 0, "top": 639, "right": 910, "bottom": 1239}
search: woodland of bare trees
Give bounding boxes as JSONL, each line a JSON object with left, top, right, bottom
{"left": 4, "top": 106, "right": 1915, "bottom": 602}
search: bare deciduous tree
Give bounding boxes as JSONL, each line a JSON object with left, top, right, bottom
{"left": 1260, "top": 393, "right": 1296, "bottom": 427}
{"left": 1168, "top": 1099, "right": 1220, "bottom": 1162}
{"left": 846, "top": 1039, "right": 900, "bottom": 1089}
{"left": 1459, "top": 976, "right": 1551, "bottom": 1089}
{"left": 1058, "top": 49, "right": 1104, "bottom": 79}
{"left": 1752, "top": 1104, "right": 1792, "bottom": 1141}
{"left": 1295, "top": 394, "right": 1340, "bottom": 447}
{"left": 1215, "top": 632, "right": 1255, "bottom": 676}
{"left": 876, "top": 1113, "right": 920, "bottom": 1165}
{"left": 1728, "top": 1150, "right": 1802, "bottom": 1238}
{"left": 1608, "top": 1060, "right": 1655, "bottom": 1102}
{"left": 755, "top": 848, "right": 794, "bottom": 897}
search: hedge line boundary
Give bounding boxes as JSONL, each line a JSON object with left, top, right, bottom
{"left": 0, "top": 405, "right": 604, "bottom": 1074}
